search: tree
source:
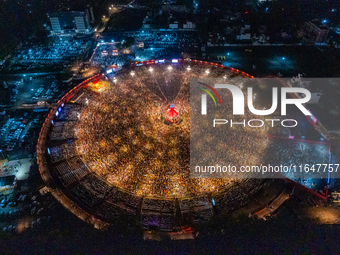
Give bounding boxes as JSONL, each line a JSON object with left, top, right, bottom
{"left": 123, "top": 36, "right": 135, "bottom": 48}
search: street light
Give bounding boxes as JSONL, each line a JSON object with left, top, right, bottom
{"left": 0, "top": 150, "right": 4, "bottom": 159}
{"left": 167, "top": 66, "right": 172, "bottom": 70}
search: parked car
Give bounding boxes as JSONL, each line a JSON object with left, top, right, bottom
{"left": 8, "top": 202, "right": 17, "bottom": 207}
{"left": 1, "top": 199, "right": 7, "bottom": 207}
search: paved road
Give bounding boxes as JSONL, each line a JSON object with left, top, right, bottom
{"left": 0, "top": 71, "right": 64, "bottom": 77}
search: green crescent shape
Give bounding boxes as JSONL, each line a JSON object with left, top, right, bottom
{"left": 197, "top": 87, "right": 217, "bottom": 106}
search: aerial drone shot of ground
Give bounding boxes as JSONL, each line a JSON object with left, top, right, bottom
{"left": 37, "top": 60, "right": 329, "bottom": 232}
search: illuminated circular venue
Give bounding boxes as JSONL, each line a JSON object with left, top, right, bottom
{"left": 36, "top": 60, "right": 287, "bottom": 232}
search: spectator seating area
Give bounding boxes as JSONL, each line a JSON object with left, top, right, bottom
{"left": 179, "top": 196, "right": 214, "bottom": 224}
{"left": 49, "top": 142, "right": 78, "bottom": 163}
{"left": 55, "top": 104, "right": 84, "bottom": 121}
{"left": 239, "top": 177, "right": 266, "bottom": 195}
{"left": 96, "top": 187, "right": 143, "bottom": 221}
{"left": 141, "top": 198, "right": 176, "bottom": 231}
{"left": 70, "top": 174, "right": 112, "bottom": 210}
{"left": 50, "top": 121, "right": 77, "bottom": 140}
{"left": 54, "top": 156, "right": 90, "bottom": 187}
{"left": 213, "top": 184, "right": 251, "bottom": 214}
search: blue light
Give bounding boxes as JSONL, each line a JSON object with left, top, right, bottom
{"left": 282, "top": 57, "right": 285, "bottom": 60}
{"left": 212, "top": 198, "right": 215, "bottom": 206}
{"left": 58, "top": 107, "right": 62, "bottom": 112}
{"left": 111, "top": 40, "right": 114, "bottom": 42}
{"left": 322, "top": 19, "right": 327, "bottom": 23}
{"left": 227, "top": 52, "right": 230, "bottom": 56}
{"left": 101, "top": 40, "right": 104, "bottom": 43}
{"left": 266, "top": 7, "right": 268, "bottom": 11}
{"left": 47, "top": 148, "right": 50, "bottom": 154}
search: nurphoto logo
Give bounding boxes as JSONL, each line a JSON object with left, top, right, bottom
{"left": 200, "top": 83, "right": 311, "bottom": 116}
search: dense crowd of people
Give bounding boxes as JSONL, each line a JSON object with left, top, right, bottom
{"left": 72, "top": 63, "right": 329, "bottom": 198}
{"left": 76, "top": 64, "right": 247, "bottom": 197}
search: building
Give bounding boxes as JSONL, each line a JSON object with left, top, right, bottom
{"left": 48, "top": 11, "right": 91, "bottom": 35}
{"left": 162, "top": 2, "right": 188, "bottom": 12}
{"left": 298, "top": 21, "right": 329, "bottom": 43}
{"left": 183, "top": 21, "right": 196, "bottom": 29}
{"left": 169, "top": 21, "right": 178, "bottom": 29}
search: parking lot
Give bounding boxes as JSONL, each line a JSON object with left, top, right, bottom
{"left": 0, "top": 37, "right": 92, "bottom": 75}
{"left": 0, "top": 191, "right": 58, "bottom": 234}
{"left": 0, "top": 110, "right": 48, "bottom": 160}
{"left": 1, "top": 73, "right": 77, "bottom": 108}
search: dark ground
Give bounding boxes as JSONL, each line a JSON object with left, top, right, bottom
{"left": 0, "top": 195, "right": 340, "bottom": 254}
